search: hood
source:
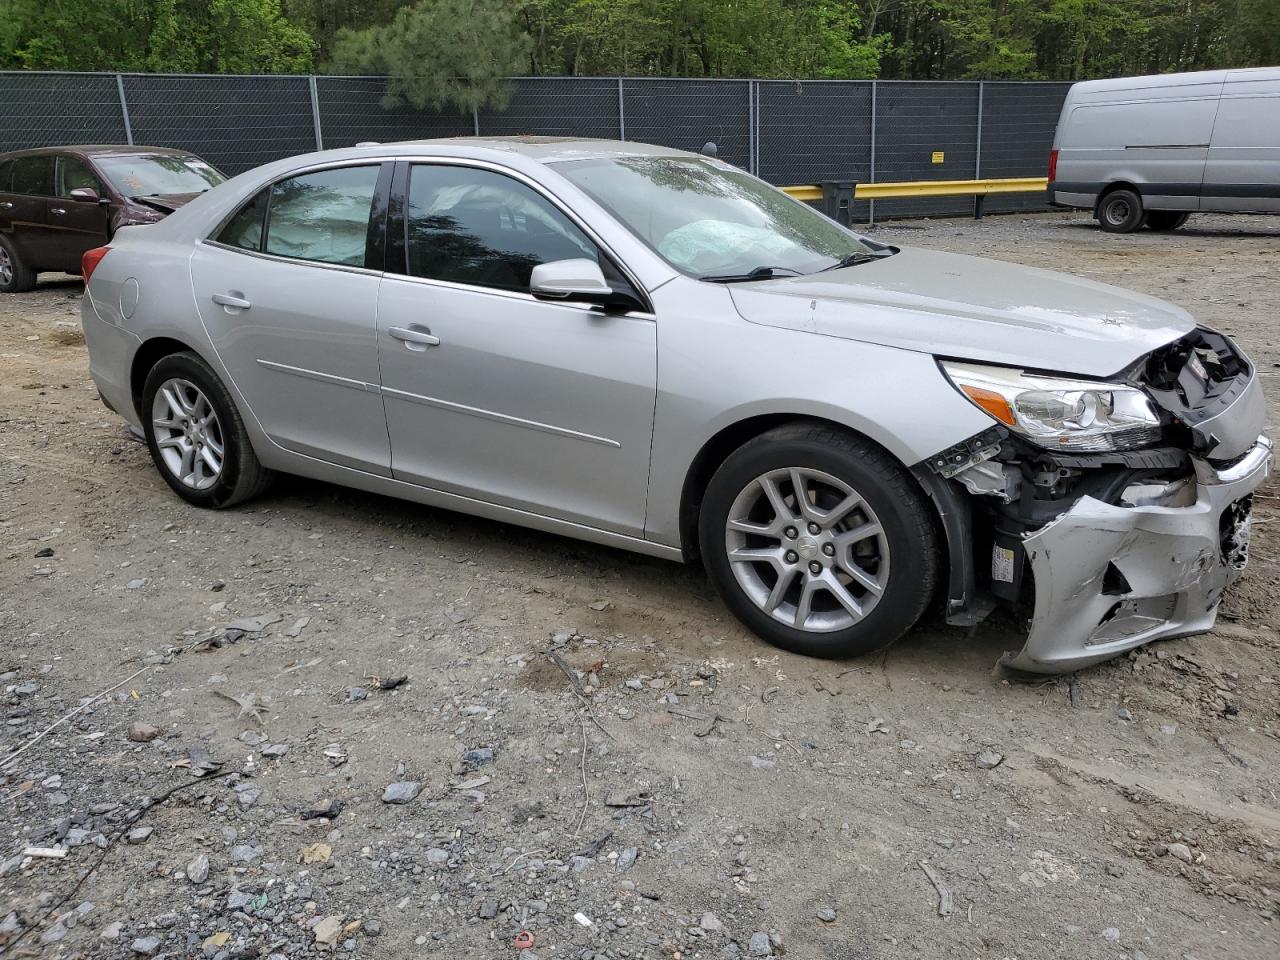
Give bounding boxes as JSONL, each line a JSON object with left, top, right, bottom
{"left": 727, "top": 247, "right": 1196, "bottom": 378}
{"left": 130, "top": 193, "right": 201, "bottom": 214}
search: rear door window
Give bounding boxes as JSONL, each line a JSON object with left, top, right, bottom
{"left": 263, "top": 165, "right": 381, "bottom": 267}
{"left": 11, "top": 156, "right": 53, "bottom": 197}
{"left": 0, "top": 159, "right": 12, "bottom": 192}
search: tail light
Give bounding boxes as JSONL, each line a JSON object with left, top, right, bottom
{"left": 1047, "top": 149, "right": 1059, "bottom": 182}
{"left": 82, "top": 246, "right": 110, "bottom": 284}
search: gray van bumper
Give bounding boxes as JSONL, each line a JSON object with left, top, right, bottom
{"left": 1001, "top": 435, "right": 1271, "bottom": 673}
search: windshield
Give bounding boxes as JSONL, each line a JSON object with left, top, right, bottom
{"left": 553, "top": 156, "right": 874, "bottom": 278}
{"left": 96, "top": 154, "right": 224, "bottom": 198}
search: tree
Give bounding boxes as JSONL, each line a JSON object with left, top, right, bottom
{"left": 329, "top": 0, "right": 531, "bottom": 113}
{"left": 0, "top": 0, "right": 313, "bottom": 72}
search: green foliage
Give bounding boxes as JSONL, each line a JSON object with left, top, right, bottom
{"left": 1, "top": 0, "right": 1276, "bottom": 82}
{"left": 0, "top": 0, "right": 313, "bottom": 72}
{"left": 329, "top": 0, "right": 530, "bottom": 113}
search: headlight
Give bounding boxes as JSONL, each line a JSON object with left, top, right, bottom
{"left": 941, "top": 361, "right": 1162, "bottom": 452}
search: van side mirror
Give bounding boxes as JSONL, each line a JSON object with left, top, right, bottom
{"left": 69, "top": 187, "right": 102, "bottom": 204}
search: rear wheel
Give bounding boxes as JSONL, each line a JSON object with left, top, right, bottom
{"left": 1097, "top": 189, "right": 1145, "bottom": 233}
{"left": 142, "top": 351, "right": 273, "bottom": 508}
{"left": 698, "top": 423, "right": 938, "bottom": 659}
{"left": 1146, "top": 211, "right": 1190, "bottom": 232}
{"left": 0, "top": 236, "right": 36, "bottom": 293}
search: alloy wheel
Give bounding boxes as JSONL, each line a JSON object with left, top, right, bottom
{"left": 724, "top": 467, "right": 890, "bottom": 631}
{"left": 0, "top": 246, "right": 12, "bottom": 287}
{"left": 150, "top": 378, "right": 225, "bottom": 490}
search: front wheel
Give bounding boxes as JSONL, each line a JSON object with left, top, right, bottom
{"left": 142, "top": 351, "right": 274, "bottom": 508}
{"left": 0, "top": 235, "right": 36, "bottom": 293}
{"left": 698, "top": 423, "right": 939, "bottom": 659}
{"left": 1097, "top": 189, "right": 1145, "bottom": 233}
{"left": 1146, "top": 211, "right": 1190, "bottom": 232}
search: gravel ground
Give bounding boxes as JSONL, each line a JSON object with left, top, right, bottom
{"left": 1, "top": 209, "right": 1278, "bottom": 960}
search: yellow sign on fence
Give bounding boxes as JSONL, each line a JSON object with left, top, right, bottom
{"left": 931, "top": 151, "right": 945, "bottom": 164}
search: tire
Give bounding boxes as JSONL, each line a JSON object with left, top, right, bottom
{"left": 698, "top": 422, "right": 939, "bottom": 659}
{"left": 141, "top": 351, "right": 273, "bottom": 508}
{"left": 1097, "top": 189, "right": 1145, "bottom": 233}
{"left": 0, "top": 235, "right": 36, "bottom": 293}
{"left": 1146, "top": 211, "right": 1189, "bottom": 232}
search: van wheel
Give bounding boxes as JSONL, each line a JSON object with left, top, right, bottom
{"left": 0, "top": 236, "right": 36, "bottom": 293}
{"left": 1098, "top": 189, "right": 1145, "bottom": 233}
{"left": 1146, "top": 211, "right": 1189, "bottom": 232}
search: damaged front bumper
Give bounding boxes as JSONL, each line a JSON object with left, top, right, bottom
{"left": 1002, "top": 434, "right": 1271, "bottom": 673}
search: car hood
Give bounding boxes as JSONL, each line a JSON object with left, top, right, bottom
{"left": 130, "top": 193, "right": 201, "bottom": 214}
{"left": 727, "top": 247, "right": 1196, "bottom": 377}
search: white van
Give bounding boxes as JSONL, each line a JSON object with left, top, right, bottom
{"left": 1048, "top": 67, "right": 1280, "bottom": 232}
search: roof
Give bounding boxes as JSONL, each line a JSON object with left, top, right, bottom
{"left": 1069, "top": 66, "right": 1280, "bottom": 94}
{"left": 0, "top": 144, "right": 201, "bottom": 160}
{"left": 381, "top": 136, "right": 704, "bottom": 163}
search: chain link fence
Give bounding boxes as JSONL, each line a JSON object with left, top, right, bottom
{"left": 0, "top": 71, "right": 1070, "bottom": 221}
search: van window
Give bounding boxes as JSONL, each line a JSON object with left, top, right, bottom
{"left": 1066, "top": 98, "right": 1218, "bottom": 147}
{"left": 1211, "top": 92, "right": 1280, "bottom": 149}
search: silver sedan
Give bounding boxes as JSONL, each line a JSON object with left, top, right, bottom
{"left": 78, "top": 138, "right": 1270, "bottom": 673}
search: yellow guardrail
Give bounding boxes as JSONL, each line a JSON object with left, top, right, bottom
{"left": 782, "top": 177, "right": 1047, "bottom": 202}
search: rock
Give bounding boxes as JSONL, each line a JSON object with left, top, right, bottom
{"left": 225, "top": 613, "right": 283, "bottom": 633}
{"left": 1117, "top": 708, "right": 1134, "bottom": 721}
{"left": 232, "top": 782, "right": 261, "bottom": 810}
{"left": 462, "top": 747, "right": 494, "bottom": 767}
{"left": 230, "top": 844, "right": 262, "bottom": 863}
{"left": 131, "top": 936, "right": 162, "bottom": 955}
{"left": 127, "top": 721, "right": 163, "bottom": 743}
{"left": 186, "top": 853, "right": 210, "bottom": 884}
{"left": 750, "top": 756, "right": 776, "bottom": 769}
{"left": 700, "top": 912, "right": 724, "bottom": 931}
{"left": 13, "top": 681, "right": 39, "bottom": 697}
{"left": 1102, "top": 927, "right": 1120, "bottom": 942}
{"left": 1159, "top": 724, "right": 1177, "bottom": 736}
{"left": 617, "top": 847, "right": 638, "bottom": 872}
{"left": 261, "top": 743, "right": 289, "bottom": 758}
{"left": 975, "top": 750, "right": 1004, "bottom": 769}
{"left": 381, "top": 782, "right": 422, "bottom": 804}
{"left": 39, "top": 920, "right": 69, "bottom": 944}
{"left": 203, "top": 932, "right": 231, "bottom": 950}
{"left": 748, "top": 931, "right": 772, "bottom": 956}
{"left": 126, "top": 578, "right": 147, "bottom": 590}
{"left": 345, "top": 687, "right": 368, "bottom": 703}
{"left": 100, "top": 920, "right": 124, "bottom": 940}
{"left": 313, "top": 915, "right": 343, "bottom": 946}
{"left": 815, "top": 907, "right": 837, "bottom": 923}
{"left": 478, "top": 901, "right": 498, "bottom": 920}
{"left": 1165, "top": 842, "right": 1194, "bottom": 863}
{"left": 126, "top": 827, "right": 154, "bottom": 844}
{"left": 364, "top": 920, "right": 382, "bottom": 937}
{"left": 34, "top": 546, "right": 54, "bottom": 558}
{"left": 426, "top": 847, "right": 449, "bottom": 864}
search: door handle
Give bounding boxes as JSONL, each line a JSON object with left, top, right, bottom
{"left": 388, "top": 326, "right": 440, "bottom": 347}
{"left": 212, "top": 292, "right": 251, "bottom": 310}
{"left": 0, "top": 201, "right": 14, "bottom": 209}
{"left": 50, "top": 207, "right": 67, "bottom": 216}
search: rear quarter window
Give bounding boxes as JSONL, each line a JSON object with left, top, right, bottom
{"left": 1066, "top": 97, "right": 1219, "bottom": 147}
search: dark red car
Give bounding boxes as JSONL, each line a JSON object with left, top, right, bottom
{"left": 0, "top": 145, "right": 225, "bottom": 292}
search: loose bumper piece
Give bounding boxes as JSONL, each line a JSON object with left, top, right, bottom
{"left": 1002, "top": 435, "right": 1271, "bottom": 673}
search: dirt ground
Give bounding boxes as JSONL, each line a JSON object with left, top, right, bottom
{"left": 1, "top": 210, "right": 1278, "bottom": 960}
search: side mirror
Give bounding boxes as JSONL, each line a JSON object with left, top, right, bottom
{"left": 530, "top": 258, "right": 615, "bottom": 304}
{"left": 69, "top": 187, "right": 102, "bottom": 204}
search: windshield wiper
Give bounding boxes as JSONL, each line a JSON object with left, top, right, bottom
{"left": 819, "top": 247, "right": 898, "bottom": 272}
{"left": 700, "top": 265, "right": 803, "bottom": 283}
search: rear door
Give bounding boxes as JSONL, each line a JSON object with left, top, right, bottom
{"left": 1202, "top": 71, "right": 1280, "bottom": 213}
{"left": 47, "top": 154, "right": 111, "bottom": 273}
{"left": 189, "top": 162, "right": 394, "bottom": 474}
{"left": 4, "top": 155, "right": 55, "bottom": 267}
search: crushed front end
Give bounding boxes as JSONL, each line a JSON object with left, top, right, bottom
{"left": 927, "top": 329, "right": 1271, "bottom": 673}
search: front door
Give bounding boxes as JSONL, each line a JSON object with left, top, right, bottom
{"left": 376, "top": 162, "right": 657, "bottom": 535}
{"left": 190, "top": 162, "right": 393, "bottom": 474}
{"left": 47, "top": 155, "right": 110, "bottom": 273}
